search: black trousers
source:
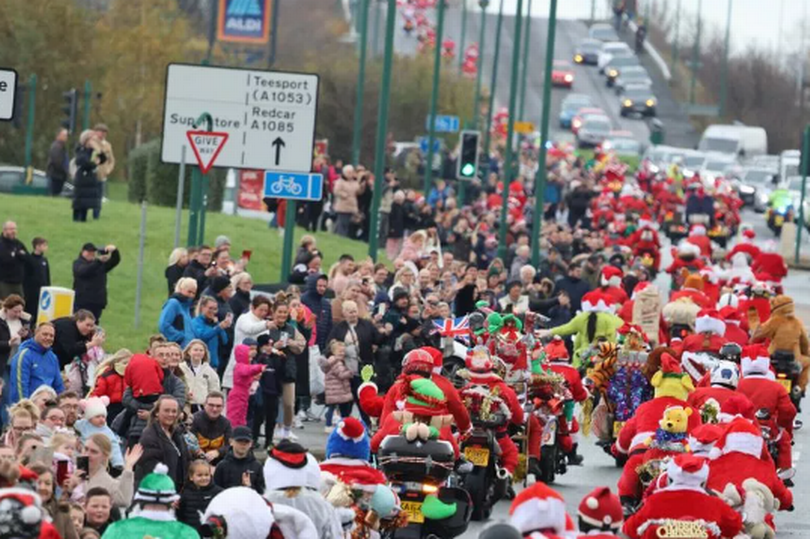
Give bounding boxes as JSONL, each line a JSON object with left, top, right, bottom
{"left": 73, "top": 209, "right": 88, "bottom": 222}
{"left": 74, "top": 302, "right": 104, "bottom": 324}
{"left": 252, "top": 393, "right": 279, "bottom": 448}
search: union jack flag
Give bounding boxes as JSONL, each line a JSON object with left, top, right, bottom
{"left": 433, "top": 316, "right": 470, "bottom": 340}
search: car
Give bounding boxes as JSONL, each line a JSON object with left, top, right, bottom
{"left": 551, "top": 60, "right": 575, "bottom": 88}
{"left": 577, "top": 115, "right": 612, "bottom": 148}
{"left": 589, "top": 23, "right": 619, "bottom": 42}
{"left": 0, "top": 166, "right": 57, "bottom": 195}
{"left": 642, "top": 145, "right": 688, "bottom": 172}
{"left": 700, "top": 153, "right": 738, "bottom": 185}
{"left": 603, "top": 131, "right": 642, "bottom": 157}
{"left": 598, "top": 42, "right": 632, "bottom": 72}
{"left": 604, "top": 55, "right": 640, "bottom": 87}
{"left": 738, "top": 166, "right": 778, "bottom": 211}
{"left": 613, "top": 66, "right": 652, "bottom": 94}
{"left": 680, "top": 150, "right": 707, "bottom": 178}
{"left": 574, "top": 39, "right": 602, "bottom": 65}
{"left": 558, "top": 94, "right": 593, "bottom": 128}
{"left": 619, "top": 85, "right": 657, "bottom": 117}
{"left": 571, "top": 106, "right": 606, "bottom": 134}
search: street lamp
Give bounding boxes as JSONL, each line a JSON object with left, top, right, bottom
{"left": 471, "top": 0, "right": 489, "bottom": 129}
{"left": 424, "top": 0, "right": 447, "bottom": 194}
{"left": 351, "top": 0, "right": 371, "bottom": 166}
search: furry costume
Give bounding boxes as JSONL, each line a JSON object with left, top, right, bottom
{"left": 751, "top": 295, "right": 810, "bottom": 390}
{"left": 550, "top": 291, "right": 624, "bottom": 363}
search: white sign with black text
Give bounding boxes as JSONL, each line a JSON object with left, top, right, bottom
{"left": 0, "top": 68, "right": 18, "bottom": 122}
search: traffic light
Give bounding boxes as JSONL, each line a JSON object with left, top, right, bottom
{"left": 456, "top": 130, "right": 481, "bottom": 180}
{"left": 61, "top": 88, "right": 78, "bottom": 133}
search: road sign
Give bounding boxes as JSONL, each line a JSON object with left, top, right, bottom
{"left": 264, "top": 171, "right": 324, "bottom": 201}
{"left": 681, "top": 103, "right": 719, "bottom": 117}
{"left": 0, "top": 68, "right": 18, "bottom": 121}
{"left": 186, "top": 130, "right": 230, "bottom": 174}
{"left": 514, "top": 121, "right": 535, "bottom": 134}
{"left": 425, "top": 114, "right": 460, "bottom": 133}
{"left": 217, "top": 0, "right": 272, "bottom": 44}
{"left": 419, "top": 136, "right": 441, "bottom": 153}
{"left": 161, "top": 63, "right": 319, "bottom": 173}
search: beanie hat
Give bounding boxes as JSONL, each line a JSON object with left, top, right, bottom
{"left": 263, "top": 441, "right": 316, "bottom": 491}
{"left": 214, "top": 235, "right": 231, "bottom": 249}
{"left": 741, "top": 344, "right": 771, "bottom": 377}
{"left": 688, "top": 424, "right": 723, "bottom": 456}
{"left": 392, "top": 289, "right": 410, "bottom": 304}
{"left": 402, "top": 349, "right": 435, "bottom": 375}
{"left": 581, "top": 290, "right": 614, "bottom": 314}
{"left": 509, "top": 482, "right": 567, "bottom": 535}
{"left": 80, "top": 396, "right": 109, "bottom": 419}
{"left": 325, "top": 417, "right": 370, "bottom": 461}
{"left": 683, "top": 274, "right": 704, "bottom": 291}
{"left": 203, "top": 487, "right": 275, "bottom": 539}
{"left": 133, "top": 463, "right": 179, "bottom": 505}
{"left": 666, "top": 454, "right": 709, "bottom": 488}
{"left": 421, "top": 346, "right": 444, "bottom": 375}
{"left": 600, "top": 266, "right": 623, "bottom": 287}
{"left": 709, "top": 417, "right": 763, "bottom": 459}
{"left": 0, "top": 488, "right": 44, "bottom": 539}
{"left": 577, "top": 486, "right": 623, "bottom": 531}
{"left": 209, "top": 275, "right": 231, "bottom": 295}
{"left": 695, "top": 309, "right": 726, "bottom": 336}
{"left": 545, "top": 337, "right": 569, "bottom": 362}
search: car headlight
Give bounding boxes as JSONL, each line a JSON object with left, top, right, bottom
{"left": 646, "top": 99, "right": 655, "bottom": 107}
{"left": 623, "top": 99, "right": 633, "bottom": 107}
{"left": 572, "top": 119, "right": 581, "bottom": 128}
{"left": 574, "top": 54, "right": 583, "bottom": 63}
{"left": 608, "top": 69, "right": 619, "bottom": 77}
{"left": 739, "top": 185, "right": 755, "bottom": 194}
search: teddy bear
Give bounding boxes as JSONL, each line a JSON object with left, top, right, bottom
{"left": 720, "top": 479, "right": 777, "bottom": 539}
{"left": 643, "top": 405, "right": 692, "bottom": 452}
{"left": 751, "top": 295, "right": 810, "bottom": 391}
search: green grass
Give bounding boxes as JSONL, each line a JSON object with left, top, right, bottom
{"left": 1, "top": 192, "right": 381, "bottom": 353}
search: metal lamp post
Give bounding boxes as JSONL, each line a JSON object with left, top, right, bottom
{"left": 423, "top": 0, "right": 447, "bottom": 194}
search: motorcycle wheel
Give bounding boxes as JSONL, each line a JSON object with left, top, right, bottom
{"left": 465, "top": 466, "right": 493, "bottom": 521}
{"left": 540, "top": 445, "right": 557, "bottom": 484}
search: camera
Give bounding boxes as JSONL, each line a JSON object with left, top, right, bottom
{"left": 97, "top": 249, "right": 109, "bottom": 256}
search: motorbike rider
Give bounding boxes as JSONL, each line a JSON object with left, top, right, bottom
{"left": 726, "top": 228, "right": 760, "bottom": 262}
{"left": 626, "top": 214, "right": 661, "bottom": 273}
{"left": 737, "top": 343, "right": 797, "bottom": 440}
{"left": 544, "top": 337, "right": 588, "bottom": 465}
{"left": 676, "top": 308, "right": 728, "bottom": 360}
{"left": 576, "top": 487, "right": 624, "bottom": 539}
{"left": 751, "top": 294, "right": 810, "bottom": 392}
{"left": 685, "top": 224, "right": 713, "bottom": 258}
{"left": 687, "top": 360, "right": 752, "bottom": 413}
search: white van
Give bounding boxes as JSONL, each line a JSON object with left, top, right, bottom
{"left": 698, "top": 124, "right": 768, "bottom": 159}
{"left": 780, "top": 149, "right": 801, "bottom": 183}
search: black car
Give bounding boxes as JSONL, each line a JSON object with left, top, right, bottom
{"left": 604, "top": 55, "right": 641, "bottom": 87}
{"left": 619, "top": 85, "right": 657, "bottom": 117}
{"left": 613, "top": 66, "right": 652, "bottom": 95}
{"left": 574, "top": 39, "right": 602, "bottom": 65}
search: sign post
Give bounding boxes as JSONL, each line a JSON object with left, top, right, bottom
{"left": 184, "top": 113, "right": 229, "bottom": 246}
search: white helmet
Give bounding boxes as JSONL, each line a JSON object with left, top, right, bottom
{"left": 710, "top": 360, "right": 740, "bottom": 389}
{"left": 716, "top": 292, "right": 739, "bottom": 310}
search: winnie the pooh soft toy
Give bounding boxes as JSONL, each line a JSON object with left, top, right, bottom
{"left": 643, "top": 405, "right": 692, "bottom": 452}
{"left": 751, "top": 295, "right": 810, "bottom": 391}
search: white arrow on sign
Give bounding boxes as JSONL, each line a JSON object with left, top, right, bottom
{"left": 186, "top": 130, "right": 229, "bottom": 174}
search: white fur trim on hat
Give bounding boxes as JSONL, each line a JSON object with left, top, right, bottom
{"left": 666, "top": 459, "right": 709, "bottom": 488}
{"left": 510, "top": 495, "right": 568, "bottom": 534}
{"left": 741, "top": 355, "right": 771, "bottom": 376}
{"left": 695, "top": 314, "right": 726, "bottom": 336}
{"left": 722, "top": 432, "right": 763, "bottom": 458}
{"left": 678, "top": 241, "right": 701, "bottom": 257}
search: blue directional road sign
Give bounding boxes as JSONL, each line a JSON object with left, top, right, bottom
{"left": 418, "top": 136, "right": 441, "bottom": 154}
{"left": 425, "top": 115, "right": 460, "bottom": 133}
{"left": 263, "top": 171, "right": 324, "bottom": 201}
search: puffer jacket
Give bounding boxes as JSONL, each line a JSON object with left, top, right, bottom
{"left": 179, "top": 361, "right": 220, "bottom": 406}
{"left": 92, "top": 368, "right": 125, "bottom": 404}
{"left": 332, "top": 177, "right": 360, "bottom": 214}
{"left": 158, "top": 293, "right": 194, "bottom": 347}
{"left": 226, "top": 345, "right": 264, "bottom": 427}
{"left": 319, "top": 355, "right": 353, "bottom": 405}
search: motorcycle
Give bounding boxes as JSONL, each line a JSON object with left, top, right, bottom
{"left": 766, "top": 204, "right": 794, "bottom": 237}
{"left": 771, "top": 350, "right": 803, "bottom": 413}
{"left": 378, "top": 436, "right": 472, "bottom": 539}
{"left": 527, "top": 371, "right": 570, "bottom": 483}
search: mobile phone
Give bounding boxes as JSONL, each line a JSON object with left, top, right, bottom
{"left": 280, "top": 333, "right": 289, "bottom": 347}
{"left": 56, "top": 460, "right": 69, "bottom": 486}
{"left": 242, "top": 249, "right": 253, "bottom": 261}
{"left": 377, "top": 303, "right": 387, "bottom": 316}
{"left": 76, "top": 456, "right": 90, "bottom": 476}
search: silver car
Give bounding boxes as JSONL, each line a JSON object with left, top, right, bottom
{"left": 738, "top": 167, "right": 778, "bottom": 211}
{"left": 577, "top": 115, "right": 612, "bottom": 148}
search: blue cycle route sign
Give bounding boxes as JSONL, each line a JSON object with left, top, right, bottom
{"left": 263, "top": 171, "right": 324, "bottom": 201}
{"left": 425, "top": 115, "right": 460, "bottom": 133}
{"left": 217, "top": 0, "right": 272, "bottom": 44}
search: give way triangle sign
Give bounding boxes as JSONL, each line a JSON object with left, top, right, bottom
{"left": 186, "top": 130, "right": 229, "bottom": 174}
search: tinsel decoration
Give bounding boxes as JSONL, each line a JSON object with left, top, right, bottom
{"left": 701, "top": 399, "right": 720, "bottom": 424}
{"left": 636, "top": 458, "right": 667, "bottom": 487}
{"left": 606, "top": 365, "right": 653, "bottom": 422}
{"left": 580, "top": 397, "right": 594, "bottom": 437}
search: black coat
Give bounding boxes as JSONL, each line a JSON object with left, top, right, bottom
{"left": 135, "top": 422, "right": 191, "bottom": 492}
{"left": 183, "top": 260, "right": 209, "bottom": 299}
{"left": 51, "top": 317, "right": 91, "bottom": 369}
{"left": 388, "top": 203, "right": 406, "bottom": 239}
{"left": 228, "top": 289, "right": 251, "bottom": 322}
{"left": 0, "top": 236, "right": 28, "bottom": 285}
{"left": 554, "top": 276, "right": 592, "bottom": 313}
{"left": 213, "top": 448, "right": 265, "bottom": 494}
{"left": 326, "top": 319, "right": 383, "bottom": 368}
{"left": 23, "top": 253, "right": 50, "bottom": 312}
{"left": 178, "top": 482, "right": 223, "bottom": 531}
{"left": 72, "top": 250, "right": 121, "bottom": 309}
{"left": 72, "top": 145, "right": 100, "bottom": 211}
{"left": 165, "top": 264, "right": 185, "bottom": 297}
{"left": 47, "top": 140, "right": 69, "bottom": 182}
{"left": 0, "top": 318, "right": 12, "bottom": 372}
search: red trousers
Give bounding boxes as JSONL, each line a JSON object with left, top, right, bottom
{"left": 497, "top": 435, "right": 519, "bottom": 474}
{"left": 618, "top": 452, "right": 647, "bottom": 499}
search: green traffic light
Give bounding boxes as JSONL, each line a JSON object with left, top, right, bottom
{"left": 461, "top": 163, "right": 475, "bottom": 177}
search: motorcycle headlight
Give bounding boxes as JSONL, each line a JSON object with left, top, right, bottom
{"left": 564, "top": 74, "right": 574, "bottom": 83}
{"left": 574, "top": 54, "right": 583, "bottom": 63}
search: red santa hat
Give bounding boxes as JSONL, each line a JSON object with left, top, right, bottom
{"left": 581, "top": 290, "right": 615, "bottom": 314}
{"left": 718, "top": 306, "right": 742, "bottom": 326}
{"left": 666, "top": 454, "right": 710, "bottom": 489}
{"left": 742, "top": 228, "right": 756, "bottom": 242}
{"left": 577, "top": 487, "right": 623, "bottom": 531}
{"left": 545, "top": 337, "right": 569, "bottom": 362}
{"left": 600, "top": 266, "right": 623, "bottom": 287}
{"left": 638, "top": 213, "right": 654, "bottom": 230}
{"left": 688, "top": 423, "right": 723, "bottom": 456}
{"left": 631, "top": 281, "right": 652, "bottom": 300}
{"left": 695, "top": 309, "right": 726, "bottom": 336}
{"left": 700, "top": 266, "right": 720, "bottom": 285}
{"left": 709, "top": 417, "right": 764, "bottom": 459}
{"left": 741, "top": 344, "right": 771, "bottom": 377}
{"left": 420, "top": 346, "right": 444, "bottom": 375}
{"left": 509, "top": 482, "right": 568, "bottom": 536}
{"left": 690, "top": 224, "right": 707, "bottom": 236}
{"left": 660, "top": 353, "right": 684, "bottom": 377}
{"left": 0, "top": 488, "right": 44, "bottom": 539}
{"left": 717, "top": 394, "right": 756, "bottom": 424}
{"left": 677, "top": 241, "right": 701, "bottom": 257}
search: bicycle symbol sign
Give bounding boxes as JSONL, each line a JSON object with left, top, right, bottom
{"left": 263, "top": 171, "right": 324, "bottom": 201}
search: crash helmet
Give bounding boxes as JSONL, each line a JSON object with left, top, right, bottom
{"left": 718, "top": 343, "right": 742, "bottom": 364}
{"left": 468, "top": 312, "right": 486, "bottom": 334}
{"left": 710, "top": 360, "right": 740, "bottom": 389}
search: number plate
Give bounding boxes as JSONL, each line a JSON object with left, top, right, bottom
{"left": 778, "top": 378, "right": 792, "bottom": 392}
{"left": 613, "top": 421, "right": 625, "bottom": 436}
{"left": 775, "top": 215, "right": 785, "bottom": 226}
{"left": 401, "top": 501, "right": 424, "bottom": 523}
{"left": 464, "top": 446, "right": 491, "bottom": 467}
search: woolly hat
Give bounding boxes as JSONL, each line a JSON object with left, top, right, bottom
{"left": 710, "top": 417, "right": 763, "bottom": 459}
{"left": 581, "top": 290, "right": 614, "bottom": 314}
{"left": 401, "top": 349, "right": 435, "bottom": 374}
{"left": 683, "top": 274, "right": 704, "bottom": 291}
{"left": 509, "top": 482, "right": 568, "bottom": 535}
{"left": 203, "top": 487, "right": 275, "bottom": 539}
{"left": 741, "top": 344, "right": 771, "bottom": 376}
{"left": 133, "top": 463, "right": 179, "bottom": 504}
{"left": 545, "top": 337, "right": 569, "bottom": 362}
{"left": 577, "top": 486, "right": 623, "bottom": 531}
{"left": 688, "top": 424, "right": 723, "bottom": 456}
{"left": 325, "top": 417, "right": 370, "bottom": 461}
{"left": 600, "top": 265, "right": 623, "bottom": 288}
{"left": 263, "top": 441, "right": 314, "bottom": 490}
{"left": 0, "top": 488, "right": 44, "bottom": 539}
{"left": 421, "top": 346, "right": 444, "bottom": 375}
{"left": 209, "top": 275, "right": 232, "bottom": 295}
{"left": 404, "top": 378, "right": 446, "bottom": 416}
{"left": 695, "top": 309, "right": 726, "bottom": 336}
{"left": 80, "top": 396, "right": 109, "bottom": 419}
{"left": 666, "top": 454, "right": 709, "bottom": 488}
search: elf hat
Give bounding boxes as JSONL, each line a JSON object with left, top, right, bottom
{"left": 402, "top": 349, "right": 435, "bottom": 375}
{"left": 325, "top": 417, "right": 370, "bottom": 461}
{"left": 204, "top": 487, "right": 275, "bottom": 539}
{"left": 80, "top": 396, "right": 109, "bottom": 419}
{"left": 404, "top": 378, "right": 447, "bottom": 416}
{"left": 577, "top": 486, "right": 623, "bottom": 531}
{"left": 710, "top": 417, "right": 763, "bottom": 459}
{"left": 544, "top": 337, "right": 569, "bottom": 362}
{"left": 688, "top": 424, "right": 723, "bottom": 456}
{"left": 264, "top": 441, "right": 319, "bottom": 491}
{"left": 0, "top": 488, "right": 44, "bottom": 539}
{"left": 600, "top": 265, "right": 623, "bottom": 287}
{"left": 133, "top": 463, "right": 179, "bottom": 505}
{"left": 509, "top": 482, "right": 567, "bottom": 535}
{"left": 741, "top": 344, "right": 771, "bottom": 376}
{"left": 695, "top": 309, "right": 726, "bottom": 336}
{"left": 581, "top": 290, "right": 614, "bottom": 314}
{"left": 420, "top": 346, "right": 444, "bottom": 375}
{"left": 666, "top": 454, "right": 709, "bottom": 488}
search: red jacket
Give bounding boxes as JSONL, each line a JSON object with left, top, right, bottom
{"left": 687, "top": 235, "right": 712, "bottom": 258}
{"left": 723, "top": 323, "right": 749, "bottom": 346}
{"left": 123, "top": 353, "right": 164, "bottom": 397}
{"left": 752, "top": 253, "right": 788, "bottom": 280}
{"left": 92, "top": 368, "right": 125, "bottom": 404}
{"left": 616, "top": 397, "right": 701, "bottom": 454}
{"left": 548, "top": 362, "right": 589, "bottom": 402}
{"left": 623, "top": 487, "right": 742, "bottom": 539}
{"left": 738, "top": 375, "right": 797, "bottom": 433}
{"left": 687, "top": 386, "right": 750, "bottom": 411}
{"left": 707, "top": 452, "right": 793, "bottom": 510}
{"left": 602, "top": 285, "right": 629, "bottom": 305}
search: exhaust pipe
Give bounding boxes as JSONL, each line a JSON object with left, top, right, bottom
{"left": 496, "top": 466, "right": 510, "bottom": 481}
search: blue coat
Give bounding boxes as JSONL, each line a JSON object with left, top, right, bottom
{"left": 9, "top": 339, "right": 64, "bottom": 403}
{"left": 191, "top": 315, "right": 228, "bottom": 368}
{"left": 159, "top": 293, "right": 195, "bottom": 347}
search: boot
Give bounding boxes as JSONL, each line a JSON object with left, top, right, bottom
{"left": 567, "top": 444, "right": 584, "bottom": 466}
{"left": 528, "top": 457, "right": 542, "bottom": 478}
{"left": 621, "top": 496, "right": 638, "bottom": 518}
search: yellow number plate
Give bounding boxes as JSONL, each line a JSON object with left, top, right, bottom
{"left": 613, "top": 421, "right": 625, "bottom": 436}
{"left": 778, "top": 378, "right": 792, "bottom": 392}
{"left": 401, "top": 501, "right": 424, "bottom": 523}
{"left": 775, "top": 215, "right": 785, "bottom": 226}
{"left": 464, "top": 446, "right": 491, "bottom": 467}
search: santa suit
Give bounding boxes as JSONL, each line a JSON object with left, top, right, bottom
{"left": 738, "top": 375, "right": 796, "bottom": 435}
{"left": 488, "top": 328, "right": 528, "bottom": 372}
{"left": 726, "top": 242, "right": 760, "bottom": 262}
{"left": 319, "top": 458, "right": 387, "bottom": 490}
{"left": 706, "top": 445, "right": 793, "bottom": 511}
{"left": 752, "top": 253, "right": 788, "bottom": 280}
{"left": 676, "top": 333, "right": 726, "bottom": 357}
{"left": 629, "top": 227, "right": 662, "bottom": 270}
{"left": 669, "top": 288, "right": 711, "bottom": 309}
{"left": 623, "top": 486, "right": 742, "bottom": 539}
{"left": 723, "top": 321, "right": 749, "bottom": 346}
{"left": 666, "top": 256, "right": 705, "bottom": 276}
{"left": 687, "top": 385, "right": 750, "bottom": 411}
{"left": 686, "top": 234, "right": 712, "bottom": 258}
{"left": 548, "top": 361, "right": 589, "bottom": 402}
{"left": 601, "top": 286, "right": 628, "bottom": 305}
{"left": 616, "top": 397, "right": 701, "bottom": 457}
